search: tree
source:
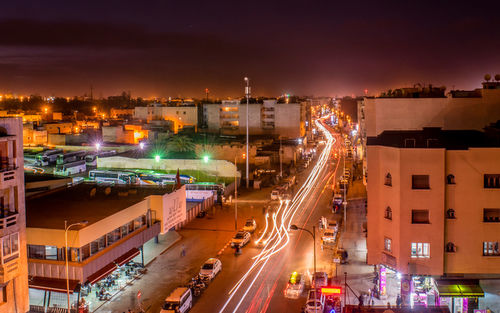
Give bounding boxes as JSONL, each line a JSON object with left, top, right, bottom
{"left": 484, "top": 74, "right": 491, "bottom": 82}
{"left": 167, "top": 136, "right": 195, "bottom": 152}
{"left": 495, "top": 74, "right": 500, "bottom": 82}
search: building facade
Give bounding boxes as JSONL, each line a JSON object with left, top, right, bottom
{"left": 0, "top": 118, "right": 29, "bottom": 313}
{"left": 134, "top": 104, "right": 198, "bottom": 133}
{"left": 202, "top": 100, "right": 308, "bottom": 138}
{"left": 366, "top": 128, "right": 500, "bottom": 310}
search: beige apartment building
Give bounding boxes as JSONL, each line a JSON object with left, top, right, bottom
{"left": 366, "top": 127, "right": 500, "bottom": 311}
{"left": 0, "top": 118, "right": 29, "bottom": 313}
{"left": 202, "top": 99, "right": 308, "bottom": 138}
{"left": 134, "top": 104, "right": 198, "bottom": 133}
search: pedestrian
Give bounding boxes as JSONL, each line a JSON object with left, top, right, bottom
{"left": 396, "top": 294, "right": 402, "bottom": 308}
{"left": 181, "top": 244, "right": 186, "bottom": 257}
{"left": 358, "top": 294, "right": 364, "bottom": 307}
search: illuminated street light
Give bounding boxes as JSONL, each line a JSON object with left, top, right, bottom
{"left": 139, "top": 142, "right": 145, "bottom": 150}
{"left": 65, "top": 220, "right": 88, "bottom": 313}
{"left": 155, "top": 155, "right": 160, "bottom": 162}
{"left": 203, "top": 155, "right": 209, "bottom": 163}
{"left": 95, "top": 142, "right": 101, "bottom": 151}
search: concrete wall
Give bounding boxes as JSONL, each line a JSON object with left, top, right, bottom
{"left": 98, "top": 156, "right": 238, "bottom": 178}
{"left": 275, "top": 103, "right": 303, "bottom": 138}
{"left": 368, "top": 144, "right": 500, "bottom": 276}
{"left": 364, "top": 89, "right": 500, "bottom": 137}
{"left": 444, "top": 148, "right": 500, "bottom": 274}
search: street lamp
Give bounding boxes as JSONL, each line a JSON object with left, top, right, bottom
{"left": 290, "top": 224, "right": 317, "bottom": 313}
{"left": 65, "top": 220, "right": 88, "bottom": 313}
{"left": 244, "top": 77, "right": 250, "bottom": 188}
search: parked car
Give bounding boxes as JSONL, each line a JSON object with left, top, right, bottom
{"left": 199, "top": 258, "right": 222, "bottom": 281}
{"left": 230, "top": 231, "right": 251, "bottom": 248}
{"left": 271, "top": 188, "right": 281, "bottom": 200}
{"left": 326, "top": 220, "right": 338, "bottom": 232}
{"left": 321, "top": 230, "right": 336, "bottom": 245}
{"left": 312, "top": 272, "right": 328, "bottom": 288}
{"left": 160, "top": 287, "right": 192, "bottom": 313}
{"left": 243, "top": 219, "right": 257, "bottom": 233}
{"left": 304, "top": 289, "right": 325, "bottom": 313}
{"left": 284, "top": 271, "right": 305, "bottom": 299}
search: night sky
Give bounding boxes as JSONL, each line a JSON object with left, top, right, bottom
{"left": 1, "top": 0, "right": 499, "bottom": 98}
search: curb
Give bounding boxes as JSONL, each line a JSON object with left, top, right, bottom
{"left": 216, "top": 240, "right": 233, "bottom": 256}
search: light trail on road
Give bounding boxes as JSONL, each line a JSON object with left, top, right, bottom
{"left": 218, "top": 118, "right": 336, "bottom": 313}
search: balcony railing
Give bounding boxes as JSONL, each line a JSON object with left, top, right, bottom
{"left": 0, "top": 212, "right": 18, "bottom": 230}
{"left": 0, "top": 157, "right": 16, "bottom": 173}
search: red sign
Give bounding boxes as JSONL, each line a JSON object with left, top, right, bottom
{"left": 137, "top": 291, "right": 142, "bottom": 299}
{"left": 321, "top": 286, "right": 342, "bottom": 295}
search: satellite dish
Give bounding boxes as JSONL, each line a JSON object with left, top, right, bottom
{"left": 89, "top": 188, "right": 97, "bottom": 197}
{"left": 104, "top": 187, "right": 111, "bottom": 195}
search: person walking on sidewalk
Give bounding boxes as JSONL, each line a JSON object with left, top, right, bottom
{"left": 180, "top": 244, "right": 186, "bottom": 257}
{"left": 396, "top": 294, "right": 402, "bottom": 308}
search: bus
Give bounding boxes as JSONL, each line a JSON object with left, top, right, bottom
{"left": 185, "top": 183, "right": 224, "bottom": 201}
{"left": 88, "top": 170, "right": 138, "bottom": 184}
{"left": 35, "top": 149, "right": 63, "bottom": 166}
{"left": 138, "top": 173, "right": 194, "bottom": 185}
{"left": 54, "top": 160, "right": 86, "bottom": 176}
{"left": 85, "top": 150, "right": 117, "bottom": 166}
{"left": 56, "top": 151, "right": 87, "bottom": 165}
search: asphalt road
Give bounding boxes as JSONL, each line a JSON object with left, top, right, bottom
{"left": 191, "top": 119, "right": 345, "bottom": 313}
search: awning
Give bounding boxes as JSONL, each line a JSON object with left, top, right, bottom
{"left": 86, "top": 262, "right": 117, "bottom": 285}
{"left": 114, "top": 248, "right": 140, "bottom": 267}
{"left": 29, "top": 276, "right": 80, "bottom": 294}
{"left": 436, "top": 279, "right": 484, "bottom": 298}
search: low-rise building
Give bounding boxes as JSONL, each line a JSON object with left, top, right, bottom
{"left": 134, "top": 104, "right": 198, "bottom": 133}
{"left": 26, "top": 184, "right": 187, "bottom": 312}
{"left": 366, "top": 126, "right": 500, "bottom": 310}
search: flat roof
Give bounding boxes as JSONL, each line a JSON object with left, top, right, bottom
{"left": 26, "top": 183, "right": 173, "bottom": 229}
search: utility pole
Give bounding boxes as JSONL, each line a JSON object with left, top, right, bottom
{"left": 234, "top": 156, "right": 238, "bottom": 230}
{"left": 343, "top": 147, "right": 347, "bottom": 233}
{"left": 279, "top": 136, "right": 283, "bottom": 178}
{"left": 244, "top": 77, "right": 250, "bottom": 188}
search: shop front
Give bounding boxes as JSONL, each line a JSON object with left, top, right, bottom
{"left": 435, "top": 279, "right": 483, "bottom": 313}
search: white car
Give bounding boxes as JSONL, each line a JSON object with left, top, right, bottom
{"left": 312, "top": 272, "right": 328, "bottom": 288}
{"left": 271, "top": 189, "right": 281, "bottom": 200}
{"left": 199, "top": 258, "right": 222, "bottom": 281}
{"left": 321, "top": 230, "right": 336, "bottom": 245}
{"left": 326, "top": 220, "right": 338, "bottom": 232}
{"left": 230, "top": 231, "right": 251, "bottom": 248}
{"left": 305, "top": 289, "right": 325, "bottom": 313}
{"left": 243, "top": 219, "right": 257, "bottom": 233}
{"left": 284, "top": 272, "right": 305, "bottom": 299}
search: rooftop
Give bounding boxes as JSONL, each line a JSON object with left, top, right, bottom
{"left": 26, "top": 183, "right": 171, "bottom": 229}
{"left": 367, "top": 125, "right": 500, "bottom": 150}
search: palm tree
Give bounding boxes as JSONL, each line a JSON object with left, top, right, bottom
{"left": 484, "top": 74, "right": 491, "bottom": 82}
{"left": 167, "top": 136, "right": 195, "bottom": 152}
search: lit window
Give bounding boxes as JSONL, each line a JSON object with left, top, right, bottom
{"left": 384, "top": 238, "right": 392, "bottom": 252}
{"left": 483, "top": 241, "right": 499, "bottom": 256}
{"left": 411, "top": 242, "right": 430, "bottom": 258}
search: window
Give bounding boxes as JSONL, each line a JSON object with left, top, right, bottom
{"left": 45, "top": 246, "right": 58, "bottom": 260}
{"left": 1, "top": 233, "right": 20, "bottom": 263}
{"left": 446, "top": 174, "right": 455, "bottom": 185}
{"left": 446, "top": 209, "right": 456, "bottom": 219}
{"left": 384, "top": 238, "right": 392, "bottom": 252}
{"left": 404, "top": 138, "right": 416, "bottom": 148}
{"left": 412, "top": 175, "right": 430, "bottom": 189}
{"left": 411, "top": 243, "right": 430, "bottom": 258}
{"left": 0, "top": 284, "right": 6, "bottom": 303}
{"left": 28, "top": 245, "right": 45, "bottom": 259}
{"left": 483, "top": 241, "right": 500, "bottom": 256}
{"left": 81, "top": 244, "right": 90, "bottom": 261}
{"left": 384, "top": 173, "right": 392, "bottom": 186}
{"left": 483, "top": 209, "right": 500, "bottom": 222}
{"left": 384, "top": 207, "right": 392, "bottom": 220}
{"left": 484, "top": 174, "right": 500, "bottom": 188}
{"left": 445, "top": 242, "right": 456, "bottom": 252}
{"left": 412, "top": 210, "right": 430, "bottom": 224}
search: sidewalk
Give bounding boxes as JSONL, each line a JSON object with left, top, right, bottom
{"left": 336, "top": 197, "right": 399, "bottom": 306}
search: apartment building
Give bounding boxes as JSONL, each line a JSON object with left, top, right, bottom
{"left": 366, "top": 127, "right": 500, "bottom": 311}
{"left": 202, "top": 99, "right": 308, "bottom": 139}
{"left": 0, "top": 118, "right": 29, "bottom": 313}
{"left": 134, "top": 104, "right": 198, "bottom": 133}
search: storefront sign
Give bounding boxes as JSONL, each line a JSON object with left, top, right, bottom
{"left": 162, "top": 189, "right": 186, "bottom": 232}
{"left": 186, "top": 190, "right": 215, "bottom": 201}
{"left": 379, "top": 267, "right": 387, "bottom": 296}
{"left": 400, "top": 277, "right": 412, "bottom": 306}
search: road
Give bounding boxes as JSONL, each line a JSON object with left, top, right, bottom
{"left": 191, "top": 119, "right": 344, "bottom": 313}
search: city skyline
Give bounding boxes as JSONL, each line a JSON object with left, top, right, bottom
{"left": 1, "top": 0, "right": 499, "bottom": 98}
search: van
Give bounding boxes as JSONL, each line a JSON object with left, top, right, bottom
{"left": 271, "top": 188, "right": 281, "bottom": 200}
{"left": 160, "top": 287, "right": 192, "bottom": 313}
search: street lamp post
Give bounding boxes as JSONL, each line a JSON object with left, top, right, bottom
{"left": 291, "top": 224, "right": 317, "bottom": 313}
{"left": 65, "top": 220, "right": 88, "bottom": 313}
{"left": 244, "top": 77, "right": 250, "bottom": 188}
{"left": 234, "top": 156, "right": 238, "bottom": 230}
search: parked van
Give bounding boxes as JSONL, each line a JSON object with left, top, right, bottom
{"left": 160, "top": 287, "right": 192, "bottom": 313}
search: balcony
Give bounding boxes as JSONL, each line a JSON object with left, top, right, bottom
{"left": 0, "top": 257, "right": 20, "bottom": 284}
{"left": 0, "top": 212, "right": 18, "bottom": 230}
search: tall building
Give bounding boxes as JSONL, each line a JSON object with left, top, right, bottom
{"left": 202, "top": 99, "right": 308, "bottom": 139}
{"left": 0, "top": 118, "right": 29, "bottom": 313}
